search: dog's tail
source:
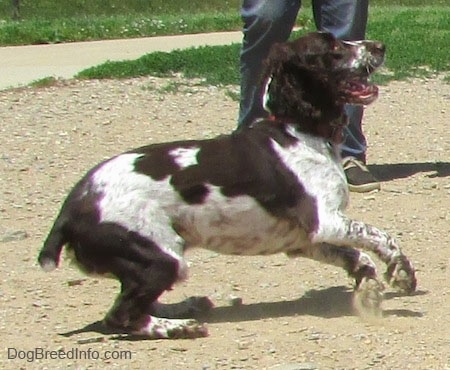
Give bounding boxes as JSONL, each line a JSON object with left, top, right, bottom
{"left": 38, "top": 215, "right": 68, "bottom": 272}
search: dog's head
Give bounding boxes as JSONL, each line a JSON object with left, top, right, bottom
{"left": 262, "top": 32, "right": 385, "bottom": 124}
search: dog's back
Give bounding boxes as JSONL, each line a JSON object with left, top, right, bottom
{"left": 38, "top": 121, "right": 344, "bottom": 274}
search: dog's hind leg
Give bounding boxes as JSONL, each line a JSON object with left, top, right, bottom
{"left": 103, "top": 255, "right": 208, "bottom": 339}
{"left": 287, "top": 243, "right": 384, "bottom": 316}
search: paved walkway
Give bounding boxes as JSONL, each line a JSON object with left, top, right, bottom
{"left": 0, "top": 31, "right": 242, "bottom": 90}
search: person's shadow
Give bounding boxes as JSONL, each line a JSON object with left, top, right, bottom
{"left": 368, "top": 161, "right": 450, "bottom": 181}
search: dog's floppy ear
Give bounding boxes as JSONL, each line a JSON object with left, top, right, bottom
{"left": 261, "top": 40, "right": 312, "bottom": 117}
{"left": 262, "top": 42, "right": 305, "bottom": 79}
{"left": 261, "top": 35, "right": 340, "bottom": 121}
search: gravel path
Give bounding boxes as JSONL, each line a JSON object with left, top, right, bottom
{"left": 0, "top": 75, "right": 449, "bottom": 369}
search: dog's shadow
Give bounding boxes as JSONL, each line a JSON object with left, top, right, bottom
{"left": 204, "top": 286, "right": 425, "bottom": 324}
{"left": 368, "top": 161, "right": 450, "bottom": 181}
{"left": 208, "top": 286, "right": 355, "bottom": 323}
{"left": 60, "top": 286, "right": 425, "bottom": 339}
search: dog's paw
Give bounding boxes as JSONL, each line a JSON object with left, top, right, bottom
{"left": 384, "top": 255, "right": 417, "bottom": 294}
{"left": 353, "top": 277, "right": 384, "bottom": 318}
{"left": 133, "top": 316, "right": 208, "bottom": 339}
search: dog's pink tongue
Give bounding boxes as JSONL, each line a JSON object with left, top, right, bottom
{"left": 350, "top": 81, "right": 378, "bottom": 99}
{"left": 360, "top": 84, "right": 378, "bottom": 99}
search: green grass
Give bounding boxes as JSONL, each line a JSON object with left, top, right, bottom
{"left": 0, "top": 0, "right": 241, "bottom": 19}
{"left": 0, "top": 12, "right": 243, "bottom": 45}
{"left": 0, "top": 0, "right": 242, "bottom": 45}
{"left": 29, "top": 76, "right": 58, "bottom": 88}
{"left": 78, "top": 6, "right": 450, "bottom": 85}
{"left": 368, "top": 6, "right": 450, "bottom": 81}
{"left": 1, "top": 1, "right": 449, "bottom": 84}
{"left": 77, "top": 44, "right": 243, "bottom": 86}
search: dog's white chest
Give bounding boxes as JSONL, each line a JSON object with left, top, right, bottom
{"left": 271, "top": 129, "right": 349, "bottom": 210}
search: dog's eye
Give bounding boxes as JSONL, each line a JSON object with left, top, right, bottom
{"left": 331, "top": 52, "right": 344, "bottom": 60}
{"left": 332, "top": 41, "right": 341, "bottom": 51}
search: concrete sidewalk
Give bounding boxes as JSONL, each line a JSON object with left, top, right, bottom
{"left": 0, "top": 31, "right": 242, "bottom": 90}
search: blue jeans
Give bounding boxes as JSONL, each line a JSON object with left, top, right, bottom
{"left": 239, "top": 0, "right": 369, "bottom": 161}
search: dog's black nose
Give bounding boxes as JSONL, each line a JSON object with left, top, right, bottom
{"left": 372, "top": 41, "right": 386, "bottom": 54}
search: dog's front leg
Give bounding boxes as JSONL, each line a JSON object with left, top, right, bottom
{"left": 288, "top": 243, "right": 384, "bottom": 316}
{"left": 344, "top": 220, "right": 416, "bottom": 294}
{"left": 313, "top": 214, "right": 417, "bottom": 294}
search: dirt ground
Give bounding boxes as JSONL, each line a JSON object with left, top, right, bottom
{"left": 0, "top": 75, "right": 449, "bottom": 369}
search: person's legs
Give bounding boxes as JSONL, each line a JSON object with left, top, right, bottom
{"left": 313, "top": 0, "right": 379, "bottom": 192}
{"left": 238, "top": 0, "right": 301, "bottom": 127}
{"left": 238, "top": 0, "right": 378, "bottom": 191}
{"left": 342, "top": 105, "right": 366, "bottom": 162}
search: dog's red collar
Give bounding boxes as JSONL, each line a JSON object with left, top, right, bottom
{"left": 267, "top": 115, "right": 347, "bottom": 144}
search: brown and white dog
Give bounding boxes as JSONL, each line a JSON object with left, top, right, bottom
{"left": 38, "top": 32, "right": 416, "bottom": 339}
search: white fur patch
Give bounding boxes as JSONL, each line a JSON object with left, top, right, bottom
{"left": 133, "top": 315, "right": 208, "bottom": 339}
{"left": 169, "top": 147, "right": 200, "bottom": 169}
{"left": 90, "top": 153, "right": 187, "bottom": 278}
{"left": 175, "top": 183, "right": 308, "bottom": 256}
{"left": 342, "top": 40, "right": 368, "bottom": 69}
{"left": 262, "top": 76, "right": 273, "bottom": 113}
{"left": 270, "top": 126, "right": 349, "bottom": 242}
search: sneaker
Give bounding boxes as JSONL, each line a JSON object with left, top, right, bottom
{"left": 342, "top": 157, "right": 381, "bottom": 193}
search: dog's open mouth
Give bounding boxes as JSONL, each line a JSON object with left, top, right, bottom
{"left": 340, "top": 77, "right": 379, "bottom": 105}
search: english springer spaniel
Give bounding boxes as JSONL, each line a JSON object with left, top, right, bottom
{"left": 38, "top": 32, "right": 416, "bottom": 339}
